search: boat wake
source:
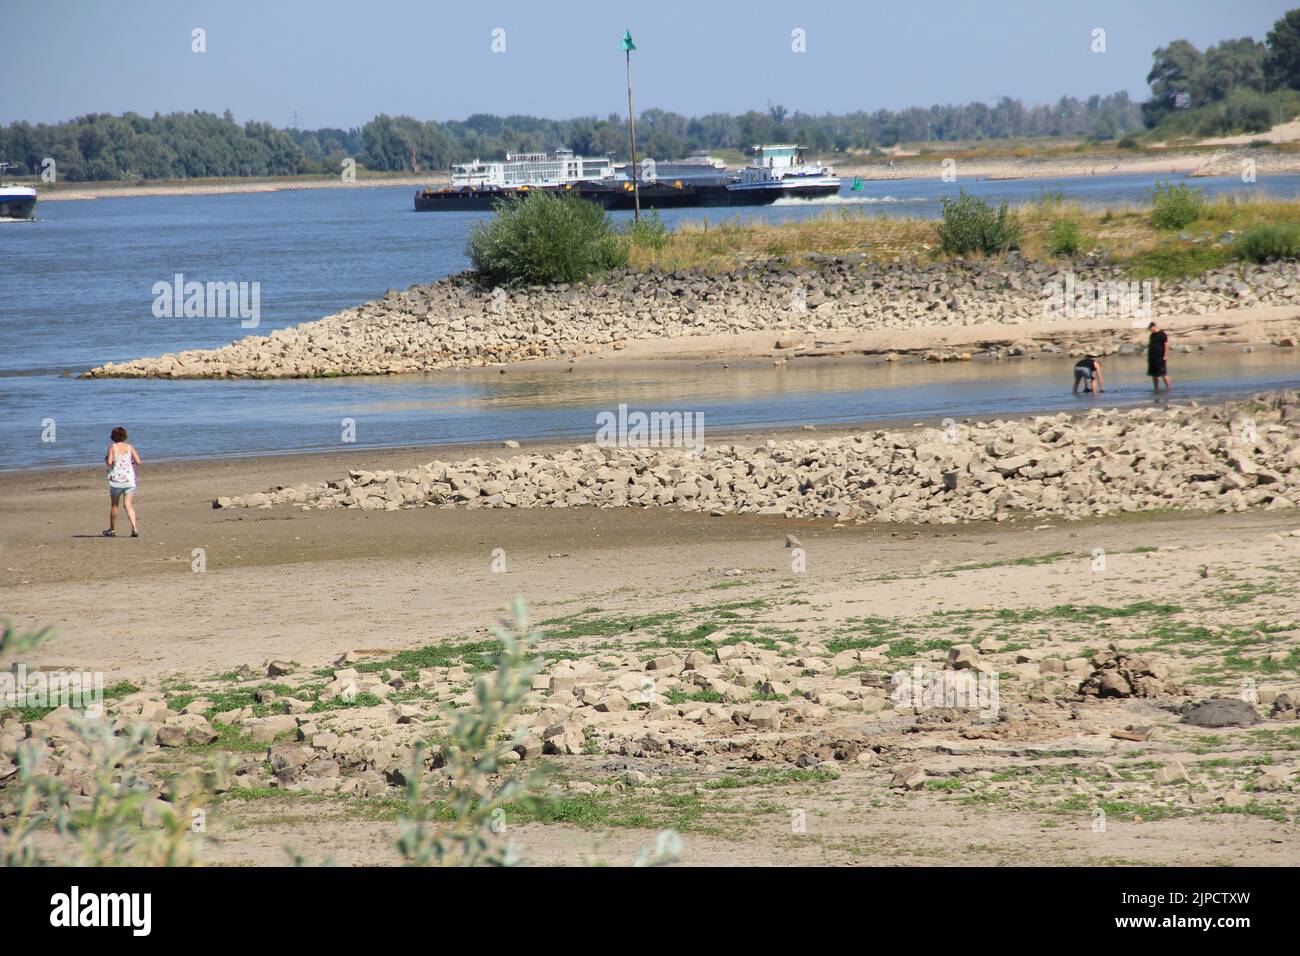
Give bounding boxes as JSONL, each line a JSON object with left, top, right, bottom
{"left": 771, "top": 194, "right": 926, "bottom": 207}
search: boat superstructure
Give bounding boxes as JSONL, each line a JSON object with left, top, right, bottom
{"left": 725, "top": 145, "right": 840, "bottom": 199}
{"left": 681, "top": 152, "right": 728, "bottom": 170}
{"left": 450, "top": 148, "right": 615, "bottom": 188}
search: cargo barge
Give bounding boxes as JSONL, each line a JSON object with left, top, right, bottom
{"left": 414, "top": 145, "right": 839, "bottom": 212}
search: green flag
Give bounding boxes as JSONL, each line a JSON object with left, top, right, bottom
{"left": 621, "top": 29, "right": 635, "bottom": 52}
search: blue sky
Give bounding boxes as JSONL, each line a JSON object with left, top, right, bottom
{"left": 3, "top": 0, "right": 1296, "bottom": 127}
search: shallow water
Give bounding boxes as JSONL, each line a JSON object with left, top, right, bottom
{"left": 4, "top": 170, "right": 1300, "bottom": 471}
{"left": 6, "top": 348, "right": 1295, "bottom": 472}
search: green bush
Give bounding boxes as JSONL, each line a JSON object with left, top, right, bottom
{"left": 934, "top": 190, "right": 1022, "bottom": 256}
{"left": 1117, "top": 135, "right": 1140, "bottom": 149}
{"left": 1128, "top": 243, "right": 1233, "bottom": 281}
{"left": 467, "top": 191, "right": 627, "bottom": 287}
{"left": 1196, "top": 89, "right": 1274, "bottom": 137}
{"left": 622, "top": 209, "right": 668, "bottom": 251}
{"left": 1047, "top": 219, "right": 1082, "bottom": 257}
{"left": 1148, "top": 180, "right": 1206, "bottom": 230}
{"left": 1236, "top": 222, "right": 1300, "bottom": 262}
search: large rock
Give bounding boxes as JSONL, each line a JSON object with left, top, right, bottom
{"left": 1079, "top": 652, "right": 1176, "bottom": 699}
{"left": 1180, "top": 698, "right": 1262, "bottom": 728}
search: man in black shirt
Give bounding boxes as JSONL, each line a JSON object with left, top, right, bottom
{"left": 1072, "top": 355, "right": 1104, "bottom": 394}
{"left": 1147, "top": 322, "right": 1170, "bottom": 392}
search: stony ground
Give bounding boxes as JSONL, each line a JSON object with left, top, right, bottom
{"left": 85, "top": 258, "right": 1300, "bottom": 379}
{"left": 7, "top": 506, "right": 1298, "bottom": 866}
{"left": 217, "top": 392, "right": 1300, "bottom": 525}
{"left": 6, "top": 387, "right": 1300, "bottom": 865}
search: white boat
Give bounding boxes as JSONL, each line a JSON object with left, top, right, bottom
{"left": 449, "top": 148, "right": 614, "bottom": 188}
{"left": 726, "top": 144, "right": 840, "bottom": 199}
{"left": 0, "top": 164, "right": 37, "bottom": 220}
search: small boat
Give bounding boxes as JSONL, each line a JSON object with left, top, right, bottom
{"left": 720, "top": 145, "right": 840, "bottom": 202}
{"left": 0, "top": 163, "right": 37, "bottom": 220}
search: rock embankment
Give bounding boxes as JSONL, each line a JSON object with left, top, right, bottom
{"left": 216, "top": 391, "right": 1300, "bottom": 524}
{"left": 88, "top": 257, "right": 1300, "bottom": 379}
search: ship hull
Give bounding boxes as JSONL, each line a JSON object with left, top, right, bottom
{"left": 414, "top": 178, "right": 841, "bottom": 212}
{"left": 414, "top": 186, "right": 526, "bottom": 211}
{"left": 0, "top": 189, "right": 37, "bottom": 220}
{"left": 709, "top": 179, "right": 841, "bottom": 205}
{"left": 576, "top": 181, "right": 712, "bottom": 210}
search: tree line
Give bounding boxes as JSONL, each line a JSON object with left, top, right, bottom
{"left": 6, "top": 8, "right": 1300, "bottom": 181}
{"left": 1142, "top": 8, "right": 1300, "bottom": 134}
{"left": 0, "top": 95, "right": 1147, "bottom": 181}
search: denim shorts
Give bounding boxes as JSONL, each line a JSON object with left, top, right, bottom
{"left": 108, "top": 483, "right": 136, "bottom": 497}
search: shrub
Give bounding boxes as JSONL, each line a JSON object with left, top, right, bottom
{"left": 622, "top": 209, "right": 668, "bottom": 251}
{"left": 1148, "top": 180, "right": 1205, "bottom": 230}
{"left": 1117, "top": 135, "right": 1140, "bottom": 149}
{"left": 934, "top": 190, "right": 1022, "bottom": 256}
{"left": 1236, "top": 222, "right": 1300, "bottom": 262}
{"left": 467, "top": 191, "right": 626, "bottom": 287}
{"left": 1047, "top": 219, "right": 1082, "bottom": 257}
{"left": 1036, "top": 188, "right": 1066, "bottom": 206}
{"left": 1128, "top": 243, "right": 1232, "bottom": 281}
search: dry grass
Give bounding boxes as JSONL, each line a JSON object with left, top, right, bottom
{"left": 836, "top": 138, "right": 1229, "bottom": 172}
{"left": 627, "top": 194, "right": 1300, "bottom": 280}
{"left": 626, "top": 211, "right": 934, "bottom": 271}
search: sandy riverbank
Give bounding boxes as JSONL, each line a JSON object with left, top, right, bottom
{"left": 3, "top": 413, "right": 1298, "bottom": 865}
{"left": 36, "top": 172, "right": 447, "bottom": 202}
{"left": 527, "top": 307, "right": 1300, "bottom": 366}
{"left": 830, "top": 147, "right": 1300, "bottom": 181}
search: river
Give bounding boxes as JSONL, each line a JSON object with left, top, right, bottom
{"left": 3, "top": 171, "right": 1299, "bottom": 471}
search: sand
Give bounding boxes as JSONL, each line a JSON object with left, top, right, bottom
{"left": 37, "top": 173, "right": 445, "bottom": 202}
{"left": 4, "top": 434, "right": 1299, "bottom": 866}
{"left": 553, "top": 306, "right": 1300, "bottom": 367}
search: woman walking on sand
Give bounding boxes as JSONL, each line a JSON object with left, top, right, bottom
{"left": 104, "top": 426, "right": 141, "bottom": 537}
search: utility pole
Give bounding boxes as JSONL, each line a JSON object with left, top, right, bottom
{"left": 622, "top": 29, "right": 640, "bottom": 222}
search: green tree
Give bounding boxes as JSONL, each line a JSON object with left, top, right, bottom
{"left": 1266, "top": 9, "right": 1300, "bottom": 90}
{"left": 1202, "top": 37, "right": 1267, "bottom": 101}
{"left": 1144, "top": 39, "right": 1203, "bottom": 125}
